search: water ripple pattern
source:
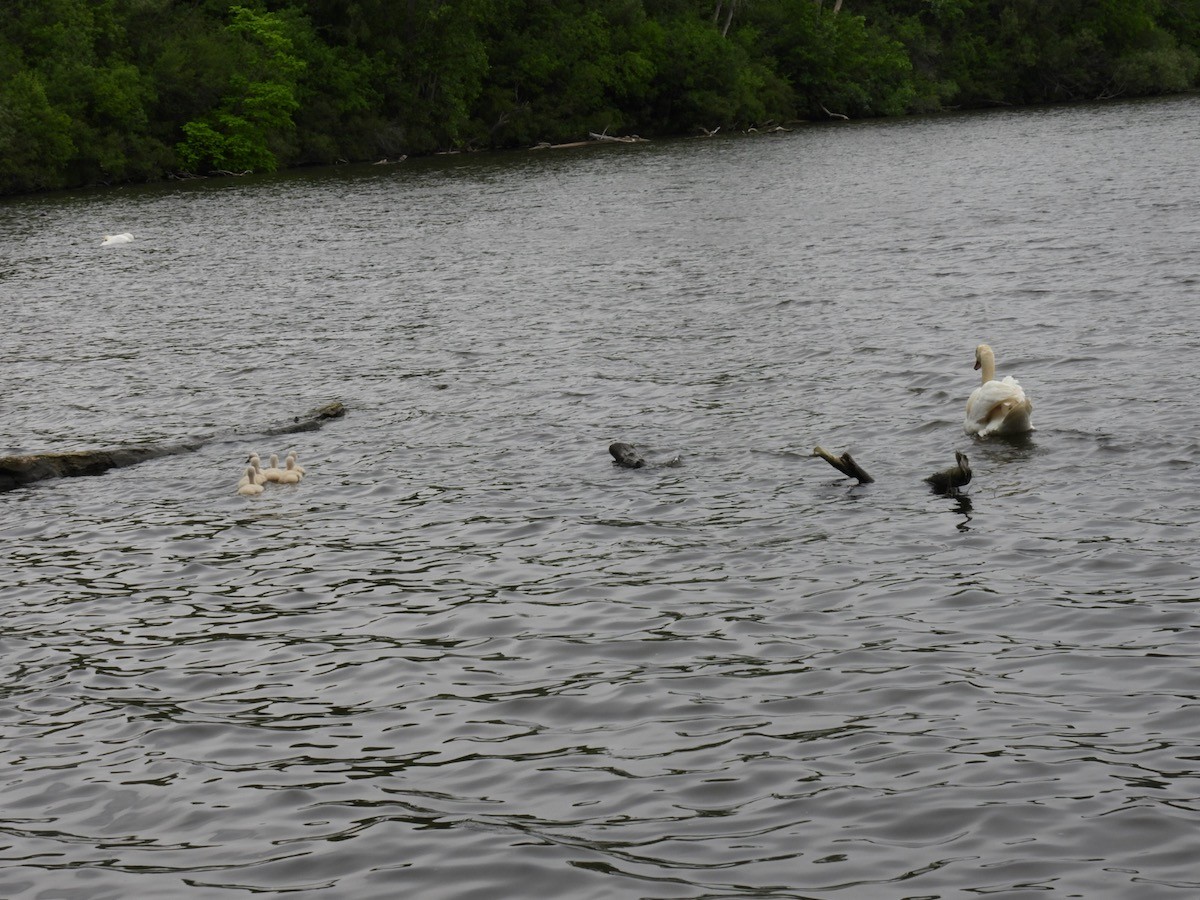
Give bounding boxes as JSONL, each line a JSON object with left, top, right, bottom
{"left": 2, "top": 97, "right": 1199, "bottom": 899}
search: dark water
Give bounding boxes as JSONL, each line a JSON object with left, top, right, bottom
{"left": 2, "top": 96, "right": 1199, "bottom": 899}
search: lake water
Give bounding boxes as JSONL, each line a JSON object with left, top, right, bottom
{"left": 2, "top": 95, "right": 1199, "bottom": 899}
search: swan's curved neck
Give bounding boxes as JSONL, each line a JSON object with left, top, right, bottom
{"left": 978, "top": 347, "right": 996, "bottom": 384}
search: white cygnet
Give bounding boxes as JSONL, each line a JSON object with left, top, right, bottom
{"left": 285, "top": 451, "right": 305, "bottom": 475}
{"left": 262, "top": 453, "right": 284, "bottom": 482}
{"left": 237, "top": 467, "right": 264, "bottom": 495}
{"left": 278, "top": 457, "right": 302, "bottom": 484}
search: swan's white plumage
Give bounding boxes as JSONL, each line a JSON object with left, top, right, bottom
{"left": 101, "top": 232, "right": 133, "bottom": 246}
{"left": 964, "top": 343, "right": 1034, "bottom": 437}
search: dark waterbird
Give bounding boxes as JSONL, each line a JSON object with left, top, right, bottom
{"left": 925, "top": 450, "right": 972, "bottom": 495}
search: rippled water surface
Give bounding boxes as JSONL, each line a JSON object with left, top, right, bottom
{"left": 2, "top": 97, "right": 1199, "bottom": 899}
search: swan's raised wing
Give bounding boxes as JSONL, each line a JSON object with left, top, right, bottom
{"left": 965, "top": 377, "right": 1033, "bottom": 435}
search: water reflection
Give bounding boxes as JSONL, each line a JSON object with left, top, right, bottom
{"left": 974, "top": 431, "right": 1038, "bottom": 459}
{"left": 951, "top": 493, "right": 974, "bottom": 531}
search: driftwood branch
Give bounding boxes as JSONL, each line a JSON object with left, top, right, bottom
{"left": 533, "top": 132, "right": 648, "bottom": 151}
{"left": 0, "top": 401, "right": 346, "bottom": 493}
{"left": 588, "top": 131, "right": 649, "bottom": 144}
{"left": 531, "top": 140, "right": 590, "bottom": 150}
{"left": 812, "top": 446, "right": 874, "bottom": 483}
{"left": 609, "top": 442, "right": 646, "bottom": 469}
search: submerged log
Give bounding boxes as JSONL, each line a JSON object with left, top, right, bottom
{"left": 609, "top": 442, "right": 646, "bottom": 469}
{"left": 608, "top": 442, "right": 684, "bottom": 470}
{"left": 812, "top": 446, "right": 874, "bottom": 484}
{"left": 0, "top": 401, "right": 346, "bottom": 493}
{"left": 0, "top": 442, "right": 202, "bottom": 492}
{"left": 925, "top": 451, "right": 972, "bottom": 495}
{"left": 262, "top": 400, "right": 346, "bottom": 436}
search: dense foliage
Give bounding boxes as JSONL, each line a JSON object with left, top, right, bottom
{"left": 2, "top": 0, "right": 1197, "bottom": 194}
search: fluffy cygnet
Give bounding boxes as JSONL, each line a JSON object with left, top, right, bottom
{"left": 261, "top": 453, "right": 284, "bottom": 482}
{"left": 237, "top": 466, "right": 264, "bottom": 495}
{"left": 278, "top": 457, "right": 302, "bottom": 484}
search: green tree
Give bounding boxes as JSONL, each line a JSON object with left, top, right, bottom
{"left": 176, "top": 5, "right": 306, "bottom": 173}
{"left": 0, "top": 70, "right": 75, "bottom": 192}
{"left": 756, "top": 0, "right": 915, "bottom": 118}
{"left": 646, "top": 14, "right": 786, "bottom": 131}
{"left": 2, "top": 0, "right": 1199, "bottom": 195}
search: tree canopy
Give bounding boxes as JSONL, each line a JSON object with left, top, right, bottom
{"left": 2, "top": 0, "right": 1197, "bottom": 194}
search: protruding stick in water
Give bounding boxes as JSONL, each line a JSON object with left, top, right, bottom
{"left": 609, "top": 442, "right": 646, "bottom": 469}
{"left": 811, "top": 446, "right": 874, "bottom": 484}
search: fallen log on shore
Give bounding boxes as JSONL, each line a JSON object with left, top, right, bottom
{"left": 0, "top": 401, "right": 346, "bottom": 493}
{"left": 588, "top": 132, "right": 649, "bottom": 144}
{"left": 530, "top": 140, "right": 591, "bottom": 150}
{"left": 532, "top": 132, "right": 650, "bottom": 151}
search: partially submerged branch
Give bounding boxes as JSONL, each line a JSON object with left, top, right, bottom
{"left": 609, "top": 442, "right": 646, "bottom": 469}
{"left": 811, "top": 446, "right": 874, "bottom": 483}
{"left": 262, "top": 400, "right": 346, "bottom": 436}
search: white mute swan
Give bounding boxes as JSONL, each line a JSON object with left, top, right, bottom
{"left": 964, "top": 343, "right": 1034, "bottom": 437}
{"left": 101, "top": 233, "right": 133, "bottom": 246}
{"left": 237, "top": 466, "right": 264, "bottom": 495}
